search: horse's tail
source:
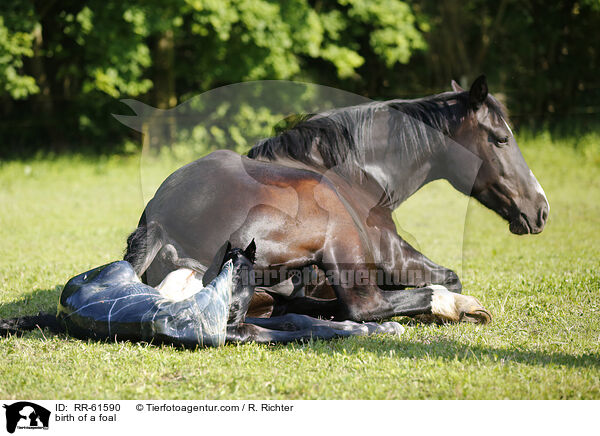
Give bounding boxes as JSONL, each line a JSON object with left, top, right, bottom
{"left": 124, "top": 210, "right": 164, "bottom": 278}
{"left": 0, "top": 312, "right": 64, "bottom": 336}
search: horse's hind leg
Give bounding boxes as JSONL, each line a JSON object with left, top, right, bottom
{"left": 147, "top": 239, "right": 231, "bottom": 287}
{"left": 124, "top": 218, "right": 165, "bottom": 280}
{"left": 124, "top": 220, "right": 198, "bottom": 286}
{"left": 159, "top": 244, "right": 208, "bottom": 275}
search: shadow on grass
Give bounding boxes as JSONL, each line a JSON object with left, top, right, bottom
{"left": 2, "top": 287, "right": 599, "bottom": 370}
{"left": 300, "top": 335, "right": 600, "bottom": 369}
{"left": 0, "top": 287, "right": 61, "bottom": 318}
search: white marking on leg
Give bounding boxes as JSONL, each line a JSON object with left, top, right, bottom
{"left": 428, "top": 285, "right": 459, "bottom": 321}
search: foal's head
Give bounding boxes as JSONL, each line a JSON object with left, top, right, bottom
{"left": 201, "top": 239, "right": 256, "bottom": 325}
{"left": 223, "top": 240, "right": 256, "bottom": 325}
{"left": 443, "top": 75, "right": 549, "bottom": 235}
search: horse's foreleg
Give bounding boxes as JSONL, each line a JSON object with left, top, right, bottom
{"left": 265, "top": 272, "right": 490, "bottom": 324}
{"left": 377, "top": 230, "right": 462, "bottom": 293}
{"left": 321, "top": 238, "right": 491, "bottom": 323}
{"left": 334, "top": 282, "right": 491, "bottom": 324}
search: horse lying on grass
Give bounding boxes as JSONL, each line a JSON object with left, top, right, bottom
{"left": 124, "top": 76, "right": 549, "bottom": 325}
{"left": 0, "top": 241, "right": 403, "bottom": 347}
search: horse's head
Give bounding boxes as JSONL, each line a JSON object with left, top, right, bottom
{"left": 444, "top": 76, "right": 549, "bottom": 235}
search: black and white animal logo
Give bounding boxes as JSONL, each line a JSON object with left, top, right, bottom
{"left": 3, "top": 402, "right": 50, "bottom": 433}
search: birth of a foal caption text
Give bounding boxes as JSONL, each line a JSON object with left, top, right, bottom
{"left": 3, "top": 400, "right": 592, "bottom": 435}
{"left": 52, "top": 401, "right": 293, "bottom": 424}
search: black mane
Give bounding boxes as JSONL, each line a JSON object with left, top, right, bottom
{"left": 247, "top": 91, "right": 507, "bottom": 177}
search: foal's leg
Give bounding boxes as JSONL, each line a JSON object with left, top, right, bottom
{"left": 226, "top": 323, "right": 351, "bottom": 344}
{"left": 226, "top": 314, "right": 403, "bottom": 344}
{"left": 246, "top": 313, "right": 404, "bottom": 336}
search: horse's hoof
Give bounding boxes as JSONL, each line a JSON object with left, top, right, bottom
{"left": 380, "top": 321, "right": 405, "bottom": 336}
{"left": 361, "top": 321, "right": 404, "bottom": 336}
{"left": 459, "top": 307, "right": 492, "bottom": 324}
{"left": 454, "top": 295, "right": 492, "bottom": 324}
{"left": 429, "top": 286, "right": 492, "bottom": 325}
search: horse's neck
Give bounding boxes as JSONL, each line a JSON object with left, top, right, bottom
{"left": 345, "top": 106, "right": 444, "bottom": 208}
{"left": 259, "top": 143, "right": 437, "bottom": 210}
{"left": 259, "top": 103, "right": 448, "bottom": 207}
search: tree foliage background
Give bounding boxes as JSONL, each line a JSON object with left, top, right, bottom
{"left": 1, "top": 0, "right": 599, "bottom": 156}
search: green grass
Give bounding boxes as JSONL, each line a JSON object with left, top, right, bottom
{"left": 1, "top": 133, "right": 599, "bottom": 399}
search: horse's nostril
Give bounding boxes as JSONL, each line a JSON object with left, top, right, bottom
{"left": 537, "top": 205, "right": 548, "bottom": 227}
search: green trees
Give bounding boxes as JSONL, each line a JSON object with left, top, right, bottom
{"left": 406, "top": 0, "right": 600, "bottom": 132}
{"left": 0, "top": 0, "right": 598, "bottom": 154}
{"left": 0, "top": 0, "right": 428, "bottom": 153}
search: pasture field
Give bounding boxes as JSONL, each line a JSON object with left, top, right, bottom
{"left": 0, "top": 133, "right": 599, "bottom": 399}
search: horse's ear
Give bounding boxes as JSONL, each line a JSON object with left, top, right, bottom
{"left": 469, "top": 75, "right": 488, "bottom": 110}
{"left": 202, "top": 240, "right": 232, "bottom": 286}
{"left": 451, "top": 79, "right": 464, "bottom": 92}
{"left": 244, "top": 239, "right": 256, "bottom": 263}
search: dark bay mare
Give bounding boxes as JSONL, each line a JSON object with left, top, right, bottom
{"left": 124, "top": 76, "right": 549, "bottom": 324}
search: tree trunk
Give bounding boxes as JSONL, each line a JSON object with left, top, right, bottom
{"left": 150, "top": 29, "right": 177, "bottom": 150}
{"left": 29, "top": 22, "right": 62, "bottom": 148}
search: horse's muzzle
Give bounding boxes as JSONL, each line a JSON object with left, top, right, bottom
{"left": 509, "top": 202, "right": 548, "bottom": 235}
{"left": 509, "top": 214, "right": 531, "bottom": 235}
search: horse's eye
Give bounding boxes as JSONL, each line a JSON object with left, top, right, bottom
{"left": 496, "top": 136, "right": 509, "bottom": 147}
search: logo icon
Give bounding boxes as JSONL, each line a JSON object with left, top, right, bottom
{"left": 3, "top": 402, "right": 50, "bottom": 433}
